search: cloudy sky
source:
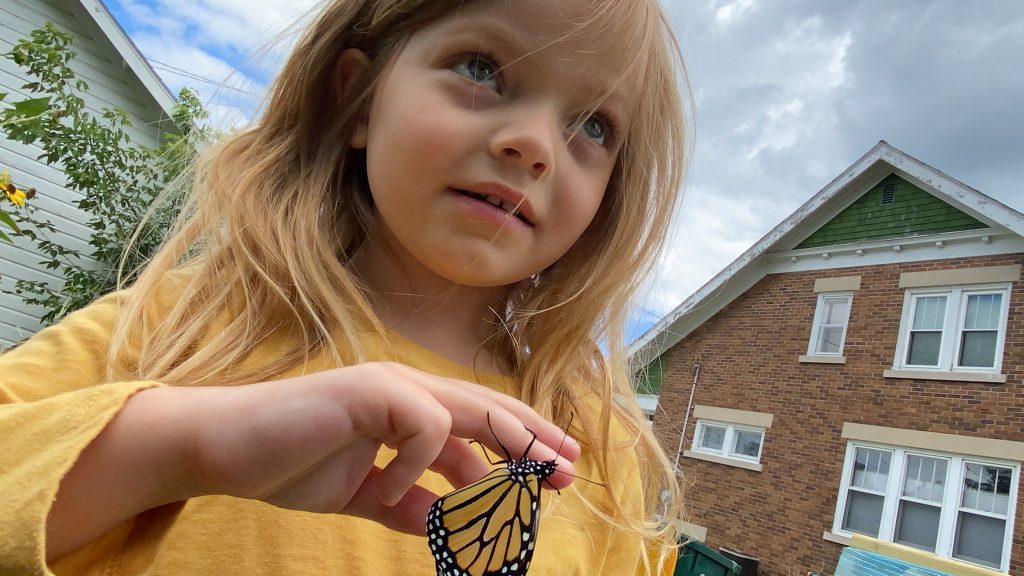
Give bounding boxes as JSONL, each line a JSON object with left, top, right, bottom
{"left": 105, "top": 0, "right": 1024, "bottom": 338}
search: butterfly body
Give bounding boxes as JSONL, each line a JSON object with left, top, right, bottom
{"left": 427, "top": 427, "right": 558, "bottom": 576}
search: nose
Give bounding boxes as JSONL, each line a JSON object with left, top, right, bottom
{"left": 489, "top": 105, "right": 557, "bottom": 179}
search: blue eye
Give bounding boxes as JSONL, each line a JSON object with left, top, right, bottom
{"left": 453, "top": 55, "right": 500, "bottom": 91}
{"left": 581, "top": 116, "right": 606, "bottom": 145}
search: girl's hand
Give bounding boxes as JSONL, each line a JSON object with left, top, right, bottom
{"left": 182, "top": 362, "right": 579, "bottom": 535}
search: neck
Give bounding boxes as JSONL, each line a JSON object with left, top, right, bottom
{"left": 349, "top": 238, "right": 514, "bottom": 374}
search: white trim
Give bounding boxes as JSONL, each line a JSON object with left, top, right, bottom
{"left": 76, "top": 0, "right": 176, "bottom": 119}
{"left": 831, "top": 441, "right": 1019, "bottom": 572}
{"left": 683, "top": 450, "right": 763, "bottom": 472}
{"left": 767, "top": 230, "right": 1024, "bottom": 275}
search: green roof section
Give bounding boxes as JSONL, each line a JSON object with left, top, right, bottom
{"left": 634, "top": 350, "right": 668, "bottom": 395}
{"left": 796, "top": 174, "right": 987, "bottom": 249}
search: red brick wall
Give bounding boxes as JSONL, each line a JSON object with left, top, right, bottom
{"left": 654, "top": 254, "right": 1024, "bottom": 575}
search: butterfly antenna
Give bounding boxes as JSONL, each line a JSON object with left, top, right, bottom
{"left": 486, "top": 412, "right": 515, "bottom": 462}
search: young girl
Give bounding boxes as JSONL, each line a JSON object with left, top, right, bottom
{"left": 0, "top": 0, "right": 689, "bottom": 574}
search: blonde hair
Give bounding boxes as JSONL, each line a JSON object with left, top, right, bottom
{"left": 112, "top": 0, "right": 691, "bottom": 571}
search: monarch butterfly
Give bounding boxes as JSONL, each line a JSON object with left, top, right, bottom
{"left": 426, "top": 414, "right": 566, "bottom": 576}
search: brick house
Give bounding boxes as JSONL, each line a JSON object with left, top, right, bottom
{"left": 631, "top": 142, "right": 1024, "bottom": 575}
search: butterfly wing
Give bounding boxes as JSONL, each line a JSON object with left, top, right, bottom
{"left": 427, "top": 467, "right": 542, "bottom": 576}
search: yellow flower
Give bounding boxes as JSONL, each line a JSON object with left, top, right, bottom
{"left": 1, "top": 169, "right": 26, "bottom": 206}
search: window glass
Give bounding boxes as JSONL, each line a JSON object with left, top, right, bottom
{"left": 962, "top": 463, "right": 1011, "bottom": 515}
{"left": 902, "top": 454, "right": 947, "bottom": 501}
{"left": 823, "top": 297, "right": 850, "bottom": 324}
{"left": 895, "top": 454, "right": 947, "bottom": 551}
{"left": 698, "top": 424, "right": 726, "bottom": 452}
{"left": 732, "top": 429, "right": 762, "bottom": 459}
{"left": 954, "top": 512, "right": 1005, "bottom": 568}
{"left": 959, "top": 293, "right": 1002, "bottom": 368}
{"left": 851, "top": 448, "right": 890, "bottom": 491}
{"left": 895, "top": 501, "right": 941, "bottom": 550}
{"left": 912, "top": 296, "right": 947, "bottom": 330}
{"left": 843, "top": 491, "right": 884, "bottom": 536}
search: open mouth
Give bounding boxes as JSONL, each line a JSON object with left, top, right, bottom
{"left": 454, "top": 189, "right": 533, "bottom": 226}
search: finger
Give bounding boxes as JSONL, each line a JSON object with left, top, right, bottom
{"left": 343, "top": 466, "right": 438, "bottom": 535}
{"left": 428, "top": 435, "right": 492, "bottom": 488}
{"left": 437, "top": 377, "right": 582, "bottom": 462}
{"left": 445, "top": 408, "right": 577, "bottom": 486}
{"left": 397, "top": 368, "right": 580, "bottom": 466}
{"left": 373, "top": 394, "right": 452, "bottom": 506}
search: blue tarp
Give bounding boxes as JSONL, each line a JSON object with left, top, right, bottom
{"left": 834, "top": 547, "right": 952, "bottom": 576}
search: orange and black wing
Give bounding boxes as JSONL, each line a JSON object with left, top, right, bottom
{"left": 427, "top": 467, "right": 542, "bottom": 576}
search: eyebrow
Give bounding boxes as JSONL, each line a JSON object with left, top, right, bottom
{"left": 441, "top": 19, "right": 628, "bottom": 117}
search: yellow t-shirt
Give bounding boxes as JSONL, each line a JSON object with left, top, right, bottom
{"left": 0, "top": 287, "right": 645, "bottom": 575}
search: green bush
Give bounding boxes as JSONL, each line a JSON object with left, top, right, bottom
{"left": 1, "top": 23, "right": 212, "bottom": 324}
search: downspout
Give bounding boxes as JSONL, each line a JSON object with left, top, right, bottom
{"left": 673, "top": 360, "right": 701, "bottom": 473}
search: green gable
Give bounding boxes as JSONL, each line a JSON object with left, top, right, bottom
{"left": 634, "top": 351, "right": 668, "bottom": 395}
{"left": 796, "top": 174, "right": 987, "bottom": 249}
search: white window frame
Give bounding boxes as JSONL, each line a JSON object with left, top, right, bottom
{"left": 893, "top": 283, "right": 1011, "bottom": 374}
{"left": 807, "top": 291, "right": 853, "bottom": 356}
{"left": 832, "top": 441, "right": 1019, "bottom": 572}
{"left": 692, "top": 419, "right": 765, "bottom": 464}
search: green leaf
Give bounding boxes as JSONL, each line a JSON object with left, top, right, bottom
{"left": 0, "top": 229, "right": 11, "bottom": 243}
{"left": 0, "top": 210, "right": 21, "bottom": 233}
{"left": 12, "top": 96, "right": 51, "bottom": 117}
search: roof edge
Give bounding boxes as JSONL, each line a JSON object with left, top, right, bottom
{"left": 77, "top": 0, "right": 177, "bottom": 120}
{"left": 628, "top": 141, "right": 1024, "bottom": 368}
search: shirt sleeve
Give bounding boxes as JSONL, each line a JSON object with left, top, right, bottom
{"left": 0, "top": 292, "right": 166, "bottom": 575}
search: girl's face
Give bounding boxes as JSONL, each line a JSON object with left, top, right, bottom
{"left": 353, "top": 0, "right": 629, "bottom": 288}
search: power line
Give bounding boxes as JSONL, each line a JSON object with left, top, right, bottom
{"left": 147, "top": 58, "right": 263, "bottom": 97}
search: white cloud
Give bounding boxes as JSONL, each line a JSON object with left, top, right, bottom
{"left": 713, "top": 0, "right": 756, "bottom": 26}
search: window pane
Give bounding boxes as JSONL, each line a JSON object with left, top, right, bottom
{"left": 698, "top": 424, "right": 726, "bottom": 451}
{"left": 732, "top": 429, "right": 762, "bottom": 459}
{"left": 964, "top": 294, "right": 1001, "bottom": 329}
{"left": 902, "top": 455, "right": 947, "bottom": 502}
{"left": 824, "top": 297, "right": 849, "bottom": 324}
{"left": 842, "top": 491, "right": 883, "bottom": 536}
{"left": 954, "top": 511, "right": 1005, "bottom": 569}
{"left": 852, "top": 448, "right": 890, "bottom": 492}
{"left": 816, "top": 326, "right": 844, "bottom": 354}
{"left": 959, "top": 331, "right": 997, "bottom": 368}
{"left": 895, "top": 500, "right": 941, "bottom": 551}
{"left": 907, "top": 332, "right": 941, "bottom": 366}
{"left": 962, "top": 463, "right": 1012, "bottom": 515}
{"left": 912, "top": 296, "right": 946, "bottom": 330}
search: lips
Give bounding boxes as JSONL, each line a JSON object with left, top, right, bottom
{"left": 452, "top": 185, "right": 535, "bottom": 227}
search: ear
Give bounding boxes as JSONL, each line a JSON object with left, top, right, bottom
{"left": 334, "top": 48, "right": 371, "bottom": 149}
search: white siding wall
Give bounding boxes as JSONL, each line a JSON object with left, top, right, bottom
{"left": 0, "top": 0, "right": 169, "bottom": 347}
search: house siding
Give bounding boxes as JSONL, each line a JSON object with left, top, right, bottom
{"left": 0, "top": 0, "right": 169, "bottom": 347}
{"left": 797, "top": 174, "right": 987, "bottom": 249}
{"left": 654, "top": 253, "right": 1024, "bottom": 576}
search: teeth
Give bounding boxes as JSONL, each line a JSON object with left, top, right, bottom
{"left": 463, "top": 190, "right": 526, "bottom": 221}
